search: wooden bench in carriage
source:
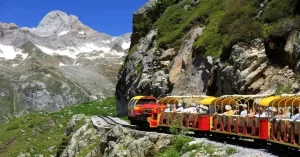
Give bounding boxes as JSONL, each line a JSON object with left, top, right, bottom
{"left": 267, "top": 96, "right": 300, "bottom": 149}
{"left": 209, "top": 95, "right": 278, "bottom": 140}
{"left": 157, "top": 95, "right": 216, "bottom": 133}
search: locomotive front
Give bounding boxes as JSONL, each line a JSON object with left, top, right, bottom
{"left": 128, "top": 96, "right": 163, "bottom": 128}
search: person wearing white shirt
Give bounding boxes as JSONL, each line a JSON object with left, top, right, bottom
{"left": 255, "top": 107, "right": 267, "bottom": 117}
{"left": 290, "top": 108, "right": 300, "bottom": 122}
{"left": 176, "top": 103, "right": 184, "bottom": 112}
{"left": 190, "top": 103, "right": 197, "bottom": 114}
{"left": 239, "top": 104, "right": 248, "bottom": 117}
{"left": 199, "top": 105, "right": 209, "bottom": 114}
{"left": 183, "top": 104, "right": 191, "bottom": 113}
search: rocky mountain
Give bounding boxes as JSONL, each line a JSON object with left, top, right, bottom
{"left": 116, "top": 0, "right": 300, "bottom": 116}
{"left": 0, "top": 10, "right": 130, "bottom": 123}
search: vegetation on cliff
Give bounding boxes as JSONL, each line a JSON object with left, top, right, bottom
{"left": 131, "top": 0, "right": 300, "bottom": 59}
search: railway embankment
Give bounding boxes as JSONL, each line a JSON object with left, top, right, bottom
{"left": 56, "top": 114, "right": 281, "bottom": 157}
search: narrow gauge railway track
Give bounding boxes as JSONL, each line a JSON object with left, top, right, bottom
{"left": 98, "top": 116, "right": 136, "bottom": 129}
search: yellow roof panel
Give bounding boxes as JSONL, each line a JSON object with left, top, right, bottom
{"left": 131, "top": 96, "right": 157, "bottom": 100}
{"left": 258, "top": 96, "right": 280, "bottom": 106}
{"left": 199, "top": 97, "right": 216, "bottom": 105}
{"left": 158, "top": 97, "right": 180, "bottom": 104}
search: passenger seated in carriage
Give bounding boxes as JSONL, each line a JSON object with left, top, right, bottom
{"left": 211, "top": 105, "right": 221, "bottom": 115}
{"left": 239, "top": 104, "right": 248, "bottom": 117}
{"left": 182, "top": 103, "right": 197, "bottom": 113}
{"left": 289, "top": 107, "right": 300, "bottom": 122}
{"left": 198, "top": 105, "right": 209, "bottom": 114}
{"left": 266, "top": 107, "right": 277, "bottom": 117}
{"left": 189, "top": 103, "right": 198, "bottom": 113}
{"left": 171, "top": 104, "right": 177, "bottom": 112}
{"left": 247, "top": 106, "right": 267, "bottom": 118}
{"left": 164, "top": 104, "right": 171, "bottom": 112}
{"left": 182, "top": 104, "right": 191, "bottom": 113}
{"left": 176, "top": 103, "right": 184, "bottom": 112}
{"left": 224, "top": 105, "right": 234, "bottom": 115}
{"left": 270, "top": 107, "right": 287, "bottom": 123}
{"left": 254, "top": 107, "right": 267, "bottom": 117}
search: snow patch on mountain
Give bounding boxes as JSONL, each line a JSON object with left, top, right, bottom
{"left": 0, "top": 44, "right": 28, "bottom": 60}
{"left": 121, "top": 42, "right": 130, "bottom": 49}
{"left": 35, "top": 43, "right": 125, "bottom": 59}
{"left": 102, "top": 40, "right": 111, "bottom": 44}
{"left": 57, "top": 29, "right": 71, "bottom": 36}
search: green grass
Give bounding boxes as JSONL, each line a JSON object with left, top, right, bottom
{"left": 136, "top": 0, "right": 300, "bottom": 59}
{"left": 261, "top": 0, "right": 298, "bottom": 23}
{"left": 275, "top": 84, "right": 292, "bottom": 94}
{"left": 127, "top": 0, "right": 300, "bottom": 59}
{"left": 132, "top": 0, "right": 178, "bottom": 45}
{"left": 0, "top": 75, "right": 21, "bottom": 123}
{"left": 193, "top": 10, "right": 226, "bottom": 58}
{"left": 76, "top": 138, "right": 99, "bottom": 157}
{"left": 0, "top": 97, "right": 117, "bottom": 157}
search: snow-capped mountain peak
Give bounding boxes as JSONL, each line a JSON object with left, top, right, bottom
{"left": 33, "top": 10, "right": 82, "bottom": 37}
{"left": 0, "top": 10, "right": 131, "bottom": 61}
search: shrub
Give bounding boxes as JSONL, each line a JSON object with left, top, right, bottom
{"left": 193, "top": 11, "right": 226, "bottom": 58}
{"left": 265, "top": 17, "right": 300, "bottom": 38}
{"left": 262, "top": 0, "right": 298, "bottom": 23}
{"left": 155, "top": 0, "right": 193, "bottom": 49}
{"left": 6, "top": 123, "right": 19, "bottom": 131}
{"left": 133, "top": 0, "right": 179, "bottom": 42}
{"left": 172, "top": 135, "right": 193, "bottom": 152}
{"left": 227, "top": 17, "right": 263, "bottom": 43}
{"left": 156, "top": 147, "right": 181, "bottom": 157}
{"left": 181, "top": 142, "right": 204, "bottom": 154}
{"left": 226, "top": 147, "right": 238, "bottom": 155}
{"left": 193, "top": 0, "right": 264, "bottom": 58}
{"left": 276, "top": 83, "right": 292, "bottom": 94}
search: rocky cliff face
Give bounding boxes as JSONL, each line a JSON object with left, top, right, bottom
{"left": 116, "top": 0, "right": 300, "bottom": 116}
{"left": 56, "top": 115, "right": 172, "bottom": 157}
{"left": 0, "top": 10, "right": 130, "bottom": 123}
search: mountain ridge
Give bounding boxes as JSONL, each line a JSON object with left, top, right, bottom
{"left": 0, "top": 10, "right": 130, "bottom": 124}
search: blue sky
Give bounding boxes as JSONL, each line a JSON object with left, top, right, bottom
{"left": 0, "top": 0, "right": 148, "bottom": 36}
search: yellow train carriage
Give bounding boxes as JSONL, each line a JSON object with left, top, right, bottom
{"left": 267, "top": 95, "right": 300, "bottom": 149}
{"left": 209, "top": 95, "right": 278, "bottom": 140}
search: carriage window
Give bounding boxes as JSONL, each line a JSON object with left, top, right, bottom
{"left": 129, "top": 99, "right": 137, "bottom": 107}
{"left": 135, "top": 99, "right": 156, "bottom": 106}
